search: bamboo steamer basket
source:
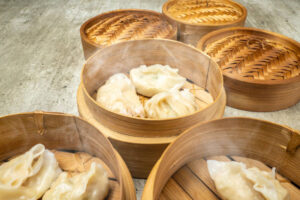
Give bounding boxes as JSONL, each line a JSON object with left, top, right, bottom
{"left": 162, "top": 0, "right": 247, "bottom": 46}
{"left": 142, "top": 117, "right": 300, "bottom": 200}
{"left": 80, "top": 9, "right": 177, "bottom": 59}
{"left": 198, "top": 27, "right": 300, "bottom": 111}
{"left": 0, "top": 111, "right": 136, "bottom": 200}
{"left": 77, "top": 39, "right": 226, "bottom": 178}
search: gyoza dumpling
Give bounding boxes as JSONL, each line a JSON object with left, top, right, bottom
{"left": 244, "top": 167, "right": 289, "bottom": 200}
{"left": 0, "top": 144, "right": 62, "bottom": 200}
{"left": 96, "top": 73, "right": 145, "bottom": 117}
{"left": 43, "top": 162, "right": 109, "bottom": 200}
{"left": 145, "top": 89, "right": 199, "bottom": 119}
{"left": 130, "top": 64, "right": 186, "bottom": 97}
{"left": 207, "top": 160, "right": 289, "bottom": 200}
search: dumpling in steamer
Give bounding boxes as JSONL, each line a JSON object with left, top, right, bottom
{"left": 96, "top": 73, "right": 145, "bottom": 117}
{"left": 130, "top": 64, "right": 186, "bottom": 97}
{"left": 43, "top": 162, "right": 109, "bottom": 200}
{"left": 207, "top": 160, "right": 289, "bottom": 200}
{"left": 145, "top": 89, "right": 199, "bottom": 119}
{"left": 0, "top": 144, "right": 62, "bottom": 200}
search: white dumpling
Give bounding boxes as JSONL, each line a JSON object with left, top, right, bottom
{"left": 0, "top": 144, "right": 62, "bottom": 200}
{"left": 145, "top": 89, "right": 199, "bottom": 119}
{"left": 207, "top": 160, "right": 289, "bottom": 200}
{"left": 130, "top": 64, "right": 186, "bottom": 97}
{"left": 96, "top": 73, "right": 145, "bottom": 117}
{"left": 43, "top": 162, "right": 109, "bottom": 200}
{"left": 245, "top": 167, "right": 289, "bottom": 200}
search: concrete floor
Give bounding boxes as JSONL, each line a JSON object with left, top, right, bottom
{"left": 0, "top": 0, "right": 299, "bottom": 199}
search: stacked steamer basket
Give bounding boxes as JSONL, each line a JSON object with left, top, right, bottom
{"left": 162, "top": 0, "right": 247, "bottom": 46}
{"left": 0, "top": 112, "right": 136, "bottom": 200}
{"left": 77, "top": 39, "right": 226, "bottom": 178}
{"left": 198, "top": 27, "right": 300, "bottom": 111}
{"left": 142, "top": 117, "right": 300, "bottom": 200}
{"left": 80, "top": 9, "right": 177, "bottom": 59}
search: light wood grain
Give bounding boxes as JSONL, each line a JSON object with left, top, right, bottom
{"left": 80, "top": 9, "right": 177, "bottom": 59}
{"left": 0, "top": 1, "right": 300, "bottom": 199}
{"left": 78, "top": 39, "right": 226, "bottom": 178}
{"left": 162, "top": 0, "right": 247, "bottom": 46}
{"left": 0, "top": 112, "right": 136, "bottom": 200}
{"left": 142, "top": 117, "right": 300, "bottom": 200}
{"left": 198, "top": 27, "right": 300, "bottom": 112}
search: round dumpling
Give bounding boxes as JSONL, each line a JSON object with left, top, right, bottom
{"left": 96, "top": 73, "right": 145, "bottom": 117}
{"left": 130, "top": 64, "right": 186, "bottom": 97}
{"left": 145, "top": 89, "right": 199, "bottom": 119}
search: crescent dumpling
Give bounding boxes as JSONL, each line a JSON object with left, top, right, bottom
{"left": 207, "top": 160, "right": 289, "bottom": 200}
{"left": 96, "top": 73, "right": 145, "bottom": 117}
{"left": 244, "top": 167, "right": 289, "bottom": 200}
{"left": 0, "top": 144, "right": 62, "bottom": 200}
{"left": 145, "top": 89, "right": 199, "bottom": 119}
{"left": 130, "top": 64, "right": 186, "bottom": 97}
{"left": 43, "top": 162, "right": 109, "bottom": 200}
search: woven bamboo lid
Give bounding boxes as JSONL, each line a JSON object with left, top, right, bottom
{"left": 163, "top": 0, "right": 247, "bottom": 26}
{"left": 80, "top": 9, "right": 177, "bottom": 59}
{"left": 198, "top": 27, "right": 300, "bottom": 111}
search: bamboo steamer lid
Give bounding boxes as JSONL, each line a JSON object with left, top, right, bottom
{"left": 0, "top": 111, "right": 136, "bottom": 200}
{"left": 198, "top": 27, "right": 300, "bottom": 111}
{"left": 142, "top": 117, "right": 300, "bottom": 200}
{"left": 77, "top": 39, "right": 226, "bottom": 178}
{"left": 80, "top": 9, "right": 177, "bottom": 59}
{"left": 162, "top": 0, "right": 247, "bottom": 46}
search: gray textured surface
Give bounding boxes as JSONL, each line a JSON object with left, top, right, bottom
{"left": 0, "top": 0, "right": 299, "bottom": 199}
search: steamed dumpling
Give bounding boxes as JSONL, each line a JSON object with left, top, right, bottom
{"left": 207, "top": 160, "right": 289, "bottom": 200}
{"left": 130, "top": 64, "right": 186, "bottom": 97}
{"left": 0, "top": 144, "right": 62, "bottom": 200}
{"left": 145, "top": 89, "right": 199, "bottom": 119}
{"left": 43, "top": 162, "right": 109, "bottom": 200}
{"left": 244, "top": 167, "right": 289, "bottom": 200}
{"left": 96, "top": 73, "right": 145, "bottom": 117}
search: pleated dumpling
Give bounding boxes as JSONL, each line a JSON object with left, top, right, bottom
{"left": 244, "top": 167, "right": 289, "bottom": 200}
{"left": 96, "top": 73, "right": 145, "bottom": 117}
{"left": 43, "top": 162, "right": 109, "bottom": 200}
{"left": 145, "top": 89, "right": 199, "bottom": 119}
{"left": 207, "top": 160, "right": 289, "bottom": 200}
{"left": 130, "top": 64, "right": 186, "bottom": 97}
{"left": 0, "top": 144, "right": 62, "bottom": 200}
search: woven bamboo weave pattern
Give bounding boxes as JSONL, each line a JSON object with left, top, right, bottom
{"left": 86, "top": 13, "right": 174, "bottom": 46}
{"left": 205, "top": 34, "right": 300, "bottom": 80}
{"left": 165, "top": 0, "right": 243, "bottom": 25}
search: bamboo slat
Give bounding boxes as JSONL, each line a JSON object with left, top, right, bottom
{"left": 0, "top": 112, "right": 136, "bottom": 200}
{"left": 198, "top": 27, "right": 300, "bottom": 111}
{"left": 162, "top": 0, "right": 247, "bottom": 46}
{"left": 78, "top": 39, "right": 226, "bottom": 178}
{"left": 143, "top": 117, "right": 300, "bottom": 200}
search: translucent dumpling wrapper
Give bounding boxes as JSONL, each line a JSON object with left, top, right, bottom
{"left": 130, "top": 64, "right": 186, "bottom": 97}
{"left": 207, "top": 160, "right": 289, "bottom": 200}
{"left": 145, "top": 89, "right": 199, "bottom": 119}
{"left": 245, "top": 167, "right": 289, "bottom": 200}
{"left": 0, "top": 144, "right": 62, "bottom": 200}
{"left": 43, "top": 162, "right": 109, "bottom": 200}
{"left": 96, "top": 73, "right": 145, "bottom": 117}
